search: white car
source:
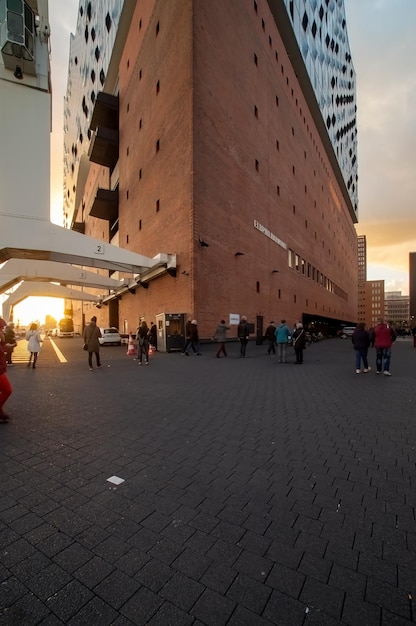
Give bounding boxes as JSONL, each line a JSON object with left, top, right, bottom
{"left": 99, "top": 327, "right": 122, "bottom": 346}
{"left": 341, "top": 326, "right": 356, "bottom": 338}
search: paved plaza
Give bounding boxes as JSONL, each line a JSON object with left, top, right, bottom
{"left": 1, "top": 335, "right": 416, "bottom": 625}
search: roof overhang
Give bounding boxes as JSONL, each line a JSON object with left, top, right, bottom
{"left": 0, "top": 214, "right": 175, "bottom": 275}
{"left": 1, "top": 281, "right": 100, "bottom": 322}
{"left": 0, "top": 259, "right": 126, "bottom": 294}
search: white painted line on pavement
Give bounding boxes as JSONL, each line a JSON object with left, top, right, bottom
{"left": 49, "top": 339, "right": 68, "bottom": 363}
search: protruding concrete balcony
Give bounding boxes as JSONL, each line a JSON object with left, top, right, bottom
{"left": 90, "top": 188, "right": 118, "bottom": 221}
{"left": 89, "top": 92, "right": 119, "bottom": 131}
{"left": 88, "top": 126, "right": 119, "bottom": 169}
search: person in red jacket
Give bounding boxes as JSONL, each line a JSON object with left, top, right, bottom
{"left": 0, "top": 318, "right": 13, "bottom": 422}
{"left": 370, "top": 318, "right": 397, "bottom": 376}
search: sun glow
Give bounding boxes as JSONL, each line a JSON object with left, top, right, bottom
{"left": 12, "top": 297, "right": 65, "bottom": 328}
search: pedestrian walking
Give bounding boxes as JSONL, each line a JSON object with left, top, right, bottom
{"left": 136, "top": 321, "right": 150, "bottom": 365}
{"left": 370, "top": 318, "right": 397, "bottom": 376}
{"left": 182, "top": 319, "right": 196, "bottom": 356}
{"left": 83, "top": 316, "right": 102, "bottom": 370}
{"left": 213, "top": 320, "right": 230, "bottom": 357}
{"left": 237, "top": 316, "right": 250, "bottom": 357}
{"left": 275, "top": 320, "right": 291, "bottom": 363}
{"left": 149, "top": 322, "right": 158, "bottom": 351}
{"left": 264, "top": 321, "right": 276, "bottom": 355}
{"left": 190, "top": 320, "right": 202, "bottom": 355}
{"left": 26, "top": 323, "right": 43, "bottom": 369}
{"left": 352, "top": 322, "right": 371, "bottom": 373}
{"left": 292, "top": 322, "right": 306, "bottom": 364}
{"left": 4, "top": 322, "right": 17, "bottom": 366}
{"left": 0, "top": 318, "right": 13, "bottom": 422}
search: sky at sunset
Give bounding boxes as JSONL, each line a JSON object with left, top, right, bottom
{"left": 46, "top": 0, "right": 416, "bottom": 297}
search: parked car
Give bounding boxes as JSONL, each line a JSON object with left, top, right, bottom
{"left": 340, "top": 326, "right": 356, "bottom": 338}
{"left": 99, "top": 327, "right": 122, "bottom": 346}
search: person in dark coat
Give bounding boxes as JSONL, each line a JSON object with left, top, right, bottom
{"left": 264, "top": 321, "right": 276, "bottom": 355}
{"left": 352, "top": 322, "right": 371, "bottom": 373}
{"left": 136, "top": 320, "right": 150, "bottom": 365}
{"left": 83, "top": 316, "right": 102, "bottom": 370}
{"left": 4, "top": 322, "right": 17, "bottom": 366}
{"left": 190, "top": 320, "right": 201, "bottom": 355}
{"left": 182, "top": 319, "right": 196, "bottom": 355}
{"left": 213, "top": 320, "right": 230, "bottom": 358}
{"left": 149, "top": 322, "right": 158, "bottom": 351}
{"left": 237, "top": 316, "right": 250, "bottom": 357}
{"left": 292, "top": 322, "right": 306, "bottom": 364}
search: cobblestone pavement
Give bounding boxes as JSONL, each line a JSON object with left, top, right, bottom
{"left": 1, "top": 336, "right": 416, "bottom": 625}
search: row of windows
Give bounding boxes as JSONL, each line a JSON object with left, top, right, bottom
{"left": 287, "top": 248, "right": 347, "bottom": 301}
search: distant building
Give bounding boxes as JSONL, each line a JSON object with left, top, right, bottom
{"left": 365, "top": 280, "right": 385, "bottom": 329}
{"left": 385, "top": 291, "right": 410, "bottom": 326}
{"left": 409, "top": 253, "right": 416, "bottom": 326}
{"left": 357, "top": 235, "right": 367, "bottom": 324}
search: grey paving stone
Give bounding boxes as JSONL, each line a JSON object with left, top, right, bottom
{"left": 328, "top": 562, "right": 367, "bottom": 596}
{"left": 298, "top": 551, "right": 332, "bottom": 583}
{"left": 227, "top": 604, "right": 275, "bottom": 625}
{"left": 366, "top": 578, "right": 412, "bottom": 620}
{"left": 265, "top": 562, "right": 305, "bottom": 599}
{"left": 120, "top": 586, "right": 163, "bottom": 624}
{"left": 191, "top": 587, "right": 236, "bottom": 626}
{"left": 159, "top": 571, "right": 204, "bottom": 612}
{"left": 0, "top": 575, "right": 28, "bottom": 608}
{"left": 358, "top": 551, "right": 397, "bottom": 586}
{"left": 381, "top": 608, "right": 415, "bottom": 625}
{"left": 94, "top": 569, "right": 141, "bottom": 610}
{"left": 171, "top": 547, "right": 212, "bottom": 580}
{"left": 342, "top": 592, "right": 381, "bottom": 625}
{"left": 44, "top": 579, "right": 93, "bottom": 622}
{"left": 146, "top": 600, "right": 194, "bottom": 626}
{"left": 25, "top": 563, "right": 72, "bottom": 601}
{"left": 0, "top": 592, "right": 51, "bottom": 626}
{"left": 10, "top": 549, "right": 52, "bottom": 582}
{"left": 299, "top": 577, "right": 344, "bottom": 620}
{"left": 66, "top": 596, "right": 119, "bottom": 625}
{"left": 0, "top": 537, "right": 36, "bottom": 567}
{"left": 52, "top": 542, "right": 93, "bottom": 573}
{"left": 226, "top": 572, "right": 272, "bottom": 615}
{"left": 135, "top": 557, "right": 174, "bottom": 592}
{"left": 73, "top": 555, "right": 114, "bottom": 587}
{"left": 263, "top": 589, "right": 307, "bottom": 625}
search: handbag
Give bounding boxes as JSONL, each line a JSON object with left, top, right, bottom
{"left": 83, "top": 343, "right": 88, "bottom": 351}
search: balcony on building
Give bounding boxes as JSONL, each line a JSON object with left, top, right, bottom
{"left": 72, "top": 222, "right": 85, "bottom": 234}
{"left": 90, "top": 188, "right": 119, "bottom": 222}
{"left": 88, "top": 92, "right": 119, "bottom": 169}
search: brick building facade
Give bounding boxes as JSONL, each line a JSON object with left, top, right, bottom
{"left": 67, "top": 0, "right": 358, "bottom": 342}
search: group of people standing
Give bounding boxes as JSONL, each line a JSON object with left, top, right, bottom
{"left": 0, "top": 318, "right": 43, "bottom": 422}
{"left": 135, "top": 321, "right": 157, "bottom": 364}
{"left": 352, "top": 318, "right": 396, "bottom": 375}
{"left": 264, "top": 320, "right": 307, "bottom": 364}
